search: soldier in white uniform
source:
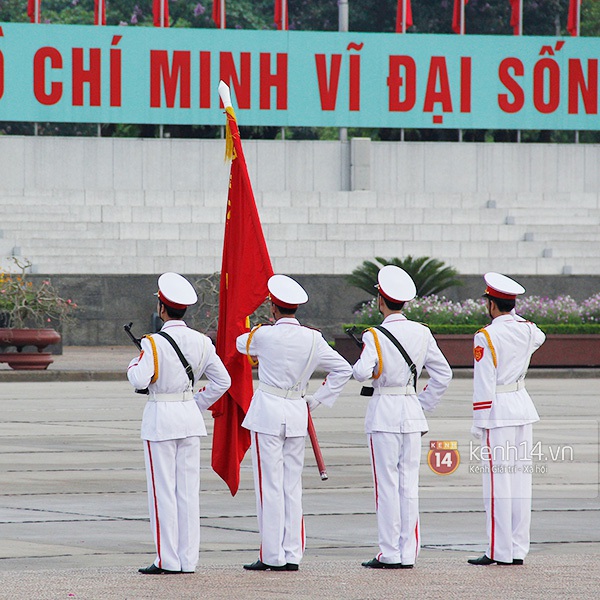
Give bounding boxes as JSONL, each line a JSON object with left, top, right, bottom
{"left": 468, "top": 272, "right": 545, "bottom": 566}
{"left": 353, "top": 265, "right": 452, "bottom": 569}
{"left": 128, "top": 272, "right": 231, "bottom": 575}
{"left": 236, "top": 274, "right": 352, "bottom": 572}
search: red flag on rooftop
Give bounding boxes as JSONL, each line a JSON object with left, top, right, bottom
{"left": 452, "top": 0, "right": 469, "bottom": 34}
{"left": 94, "top": 0, "right": 106, "bottom": 25}
{"left": 211, "top": 82, "right": 274, "bottom": 496}
{"left": 153, "top": 0, "right": 169, "bottom": 27}
{"left": 27, "top": 0, "right": 41, "bottom": 23}
{"left": 213, "top": 0, "right": 226, "bottom": 28}
{"left": 567, "top": 0, "right": 581, "bottom": 36}
{"left": 274, "top": 0, "right": 289, "bottom": 30}
{"left": 395, "top": 0, "right": 413, "bottom": 32}
{"left": 509, "top": 0, "right": 521, "bottom": 35}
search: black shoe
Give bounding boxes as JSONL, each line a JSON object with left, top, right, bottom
{"left": 361, "top": 557, "right": 403, "bottom": 569}
{"left": 286, "top": 563, "right": 299, "bottom": 571}
{"left": 138, "top": 564, "right": 181, "bottom": 575}
{"left": 243, "top": 560, "right": 287, "bottom": 571}
{"left": 467, "top": 555, "right": 513, "bottom": 566}
{"left": 512, "top": 559, "right": 524, "bottom": 565}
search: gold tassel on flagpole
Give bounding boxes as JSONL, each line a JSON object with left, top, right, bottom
{"left": 224, "top": 106, "right": 237, "bottom": 162}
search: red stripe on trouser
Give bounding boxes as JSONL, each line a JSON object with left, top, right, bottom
{"left": 486, "top": 430, "right": 496, "bottom": 560}
{"left": 255, "top": 432, "right": 264, "bottom": 562}
{"left": 146, "top": 441, "right": 162, "bottom": 568}
{"left": 369, "top": 435, "right": 379, "bottom": 510}
{"left": 301, "top": 517, "right": 305, "bottom": 552}
{"left": 415, "top": 518, "right": 419, "bottom": 550}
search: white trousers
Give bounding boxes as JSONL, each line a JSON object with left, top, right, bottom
{"left": 368, "top": 431, "right": 421, "bottom": 566}
{"left": 481, "top": 425, "right": 533, "bottom": 563}
{"left": 250, "top": 428, "right": 306, "bottom": 567}
{"left": 144, "top": 437, "right": 201, "bottom": 572}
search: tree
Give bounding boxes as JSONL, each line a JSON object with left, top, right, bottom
{"left": 347, "top": 256, "right": 462, "bottom": 298}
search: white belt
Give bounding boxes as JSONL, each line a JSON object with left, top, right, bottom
{"left": 496, "top": 381, "right": 526, "bottom": 393}
{"left": 258, "top": 382, "right": 305, "bottom": 400}
{"left": 374, "top": 385, "right": 417, "bottom": 396}
{"left": 148, "top": 391, "right": 194, "bottom": 402}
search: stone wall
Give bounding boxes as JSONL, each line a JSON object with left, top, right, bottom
{"left": 1, "top": 136, "right": 599, "bottom": 277}
{"left": 34, "top": 273, "right": 600, "bottom": 346}
{"left": 1, "top": 135, "right": 599, "bottom": 345}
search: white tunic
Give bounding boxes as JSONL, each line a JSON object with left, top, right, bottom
{"left": 236, "top": 318, "right": 352, "bottom": 437}
{"left": 127, "top": 320, "right": 231, "bottom": 441}
{"left": 472, "top": 314, "right": 546, "bottom": 430}
{"left": 352, "top": 314, "right": 453, "bottom": 433}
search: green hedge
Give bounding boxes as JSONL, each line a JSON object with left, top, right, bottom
{"left": 344, "top": 323, "right": 600, "bottom": 336}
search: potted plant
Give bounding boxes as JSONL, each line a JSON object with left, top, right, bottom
{"left": 0, "top": 258, "right": 77, "bottom": 370}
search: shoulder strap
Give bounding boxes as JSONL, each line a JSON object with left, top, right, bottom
{"left": 517, "top": 322, "right": 537, "bottom": 382}
{"left": 374, "top": 325, "right": 418, "bottom": 387}
{"left": 294, "top": 330, "right": 318, "bottom": 393}
{"left": 156, "top": 331, "right": 195, "bottom": 386}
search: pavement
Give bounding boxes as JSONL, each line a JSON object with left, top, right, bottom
{"left": 0, "top": 347, "right": 599, "bottom": 599}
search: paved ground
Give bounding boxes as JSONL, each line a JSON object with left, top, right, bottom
{"left": 0, "top": 347, "right": 598, "bottom": 598}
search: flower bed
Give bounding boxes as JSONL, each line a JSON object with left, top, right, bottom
{"left": 351, "top": 293, "right": 600, "bottom": 329}
{"left": 337, "top": 294, "right": 600, "bottom": 368}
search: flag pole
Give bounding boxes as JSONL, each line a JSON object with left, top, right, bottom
{"left": 576, "top": 0, "right": 580, "bottom": 144}
{"left": 401, "top": 0, "right": 407, "bottom": 141}
{"left": 219, "top": 2, "right": 226, "bottom": 139}
{"left": 338, "top": 0, "right": 348, "bottom": 144}
{"left": 281, "top": 0, "right": 287, "bottom": 141}
{"left": 307, "top": 412, "right": 328, "bottom": 480}
{"left": 518, "top": 0, "right": 523, "bottom": 36}
{"left": 458, "top": 0, "right": 465, "bottom": 142}
{"left": 517, "top": 0, "right": 522, "bottom": 143}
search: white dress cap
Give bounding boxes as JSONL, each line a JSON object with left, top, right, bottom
{"left": 377, "top": 265, "right": 417, "bottom": 303}
{"left": 483, "top": 272, "right": 525, "bottom": 300}
{"left": 157, "top": 272, "right": 198, "bottom": 309}
{"left": 268, "top": 274, "right": 308, "bottom": 309}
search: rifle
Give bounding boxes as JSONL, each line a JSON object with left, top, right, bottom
{"left": 345, "top": 325, "right": 364, "bottom": 349}
{"left": 346, "top": 326, "right": 375, "bottom": 397}
{"left": 123, "top": 322, "right": 149, "bottom": 395}
{"left": 124, "top": 322, "right": 143, "bottom": 351}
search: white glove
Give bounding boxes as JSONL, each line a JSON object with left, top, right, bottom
{"left": 471, "top": 425, "right": 484, "bottom": 439}
{"left": 305, "top": 395, "right": 321, "bottom": 412}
